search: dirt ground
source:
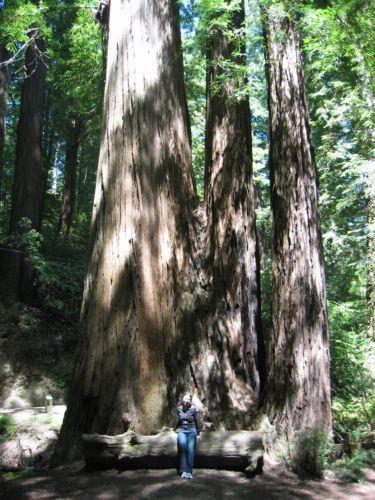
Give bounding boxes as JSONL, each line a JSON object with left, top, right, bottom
{"left": 2, "top": 463, "right": 375, "bottom": 500}
{"left": 1, "top": 408, "right": 374, "bottom": 500}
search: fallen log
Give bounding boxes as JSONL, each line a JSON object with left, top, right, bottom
{"left": 82, "top": 429, "right": 263, "bottom": 474}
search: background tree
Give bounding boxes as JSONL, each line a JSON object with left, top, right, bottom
{"left": 301, "top": 0, "right": 374, "bottom": 439}
{"left": 262, "top": 0, "right": 332, "bottom": 439}
{"left": 203, "top": 0, "right": 265, "bottom": 405}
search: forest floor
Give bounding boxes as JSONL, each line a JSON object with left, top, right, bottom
{"left": 2, "top": 462, "right": 375, "bottom": 499}
{"left": 1, "top": 407, "right": 374, "bottom": 499}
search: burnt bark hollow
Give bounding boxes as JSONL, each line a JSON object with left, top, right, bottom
{"left": 263, "top": 4, "right": 332, "bottom": 439}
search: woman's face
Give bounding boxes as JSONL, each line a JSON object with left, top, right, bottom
{"left": 182, "top": 394, "right": 191, "bottom": 407}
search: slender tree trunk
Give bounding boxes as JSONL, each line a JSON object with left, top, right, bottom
{"left": 202, "top": 0, "right": 265, "bottom": 423}
{"left": 0, "top": 44, "right": 10, "bottom": 205}
{"left": 367, "top": 163, "right": 375, "bottom": 339}
{"left": 53, "top": 0, "right": 198, "bottom": 463}
{"left": 263, "top": 3, "right": 332, "bottom": 439}
{"left": 51, "top": 141, "right": 61, "bottom": 195}
{"left": 75, "top": 141, "right": 85, "bottom": 214}
{"left": 58, "top": 117, "right": 82, "bottom": 237}
{"left": 39, "top": 90, "right": 54, "bottom": 227}
{"left": 9, "top": 36, "right": 46, "bottom": 233}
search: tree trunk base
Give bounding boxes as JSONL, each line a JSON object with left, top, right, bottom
{"left": 82, "top": 429, "right": 263, "bottom": 474}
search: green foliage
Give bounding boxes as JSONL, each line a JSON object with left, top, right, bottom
{"left": 181, "top": 1, "right": 206, "bottom": 198}
{"left": 300, "top": 0, "right": 374, "bottom": 442}
{"left": 332, "top": 396, "right": 375, "bottom": 440}
{"left": 292, "top": 428, "right": 331, "bottom": 479}
{"left": 51, "top": 2, "right": 103, "bottom": 118}
{"left": 332, "top": 450, "right": 375, "bottom": 483}
{"left": 3, "top": 218, "right": 86, "bottom": 317}
{"left": 0, "top": 0, "right": 52, "bottom": 52}
{"left": 0, "top": 415, "right": 17, "bottom": 442}
{"left": 3, "top": 468, "right": 38, "bottom": 482}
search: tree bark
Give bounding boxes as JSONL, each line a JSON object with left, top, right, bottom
{"left": 201, "top": 0, "right": 265, "bottom": 424}
{"left": 82, "top": 429, "right": 263, "bottom": 473}
{"left": 9, "top": 35, "right": 46, "bottom": 233}
{"left": 53, "top": 0, "right": 267, "bottom": 465}
{"left": 0, "top": 44, "right": 10, "bottom": 205}
{"left": 52, "top": 0, "right": 199, "bottom": 463}
{"left": 263, "top": 3, "right": 332, "bottom": 439}
{"left": 5, "top": 33, "right": 46, "bottom": 304}
{"left": 58, "top": 117, "right": 82, "bottom": 237}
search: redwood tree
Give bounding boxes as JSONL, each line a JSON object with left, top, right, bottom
{"left": 263, "top": 1, "right": 332, "bottom": 439}
{"left": 5, "top": 34, "right": 47, "bottom": 303}
{"left": 203, "top": 0, "right": 265, "bottom": 422}
{"left": 53, "top": 0, "right": 198, "bottom": 462}
{"left": 53, "top": 0, "right": 264, "bottom": 463}
{"left": 9, "top": 35, "right": 46, "bottom": 233}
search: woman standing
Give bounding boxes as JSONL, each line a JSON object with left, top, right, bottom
{"left": 174, "top": 393, "right": 201, "bottom": 479}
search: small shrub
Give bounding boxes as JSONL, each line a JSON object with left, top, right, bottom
{"left": 332, "top": 450, "right": 375, "bottom": 483}
{"left": 0, "top": 415, "right": 17, "bottom": 442}
{"left": 292, "top": 427, "right": 331, "bottom": 478}
{"left": 3, "top": 468, "right": 37, "bottom": 482}
{"left": 41, "top": 415, "right": 53, "bottom": 425}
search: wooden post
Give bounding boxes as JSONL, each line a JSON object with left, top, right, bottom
{"left": 45, "top": 394, "right": 53, "bottom": 413}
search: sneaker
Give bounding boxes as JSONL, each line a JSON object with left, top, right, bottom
{"left": 186, "top": 473, "right": 193, "bottom": 480}
{"left": 181, "top": 472, "right": 187, "bottom": 479}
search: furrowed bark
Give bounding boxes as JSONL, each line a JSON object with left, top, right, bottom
{"left": 52, "top": 0, "right": 198, "bottom": 463}
{"left": 6, "top": 34, "right": 46, "bottom": 303}
{"left": 9, "top": 36, "right": 46, "bottom": 233}
{"left": 263, "top": 3, "right": 332, "bottom": 439}
{"left": 198, "top": 0, "right": 265, "bottom": 427}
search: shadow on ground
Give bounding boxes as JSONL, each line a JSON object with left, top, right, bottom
{"left": 2, "top": 464, "right": 375, "bottom": 500}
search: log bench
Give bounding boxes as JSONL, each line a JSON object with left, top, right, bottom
{"left": 82, "top": 429, "right": 263, "bottom": 474}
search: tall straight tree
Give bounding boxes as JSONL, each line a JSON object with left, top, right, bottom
{"left": 9, "top": 34, "right": 46, "bottom": 233}
{"left": 5, "top": 31, "right": 47, "bottom": 303}
{"left": 262, "top": 0, "right": 332, "bottom": 439}
{"left": 53, "top": 0, "right": 199, "bottom": 462}
{"left": 58, "top": 116, "right": 83, "bottom": 237}
{"left": 0, "top": 44, "right": 9, "bottom": 204}
{"left": 204, "top": 0, "right": 265, "bottom": 417}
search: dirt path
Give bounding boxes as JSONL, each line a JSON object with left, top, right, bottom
{"left": 2, "top": 464, "right": 375, "bottom": 500}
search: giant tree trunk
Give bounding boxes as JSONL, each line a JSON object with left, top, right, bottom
{"left": 58, "top": 117, "right": 82, "bottom": 237}
{"left": 263, "top": 3, "right": 332, "bottom": 439}
{"left": 9, "top": 36, "right": 46, "bottom": 233}
{"left": 0, "top": 44, "right": 10, "bottom": 205}
{"left": 53, "top": 0, "right": 265, "bottom": 465}
{"left": 52, "top": 0, "right": 198, "bottom": 463}
{"left": 201, "top": 0, "right": 265, "bottom": 425}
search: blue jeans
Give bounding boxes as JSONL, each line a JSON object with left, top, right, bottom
{"left": 177, "top": 428, "right": 197, "bottom": 474}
